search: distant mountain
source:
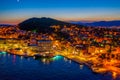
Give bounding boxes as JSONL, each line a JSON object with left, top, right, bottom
{"left": 71, "top": 20, "right": 120, "bottom": 27}
{"left": 18, "top": 17, "right": 81, "bottom": 33}
{"left": 0, "top": 24, "right": 13, "bottom": 27}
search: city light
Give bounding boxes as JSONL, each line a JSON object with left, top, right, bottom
{"left": 0, "top": 25, "right": 120, "bottom": 79}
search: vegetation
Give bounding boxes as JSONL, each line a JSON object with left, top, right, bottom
{"left": 18, "top": 17, "right": 82, "bottom": 33}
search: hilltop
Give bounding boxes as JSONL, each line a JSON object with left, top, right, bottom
{"left": 18, "top": 17, "right": 82, "bottom": 33}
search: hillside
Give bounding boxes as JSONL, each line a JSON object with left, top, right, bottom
{"left": 71, "top": 20, "right": 120, "bottom": 27}
{"left": 18, "top": 17, "right": 80, "bottom": 33}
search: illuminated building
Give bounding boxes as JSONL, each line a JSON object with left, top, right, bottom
{"left": 37, "top": 40, "right": 53, "bottom": 53}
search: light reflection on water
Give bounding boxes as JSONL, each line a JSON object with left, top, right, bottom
{"left": 0, "top": 53, "right": 119, "bottom": 80}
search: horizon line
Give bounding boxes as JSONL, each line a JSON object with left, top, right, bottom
{"left": 0, "top": 17, "right": 120, "bottom": 25}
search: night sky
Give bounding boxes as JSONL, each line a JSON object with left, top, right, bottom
{"left": 0, "top": 0, "right": 120, "bottom": 24}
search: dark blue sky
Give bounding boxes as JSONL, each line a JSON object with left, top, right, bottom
{"left": 0, "top": 0, "right": 120, "bottom": 24}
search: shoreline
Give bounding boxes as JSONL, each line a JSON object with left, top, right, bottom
{"left": 60, "top": 54, "right": 92, "bottom": 67}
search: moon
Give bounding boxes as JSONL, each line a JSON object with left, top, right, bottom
{"left": 17, "top": 0, "right": 20, "bottom": 2}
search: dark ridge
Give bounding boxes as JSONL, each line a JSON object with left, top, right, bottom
{"left": 0, "top": 24, "right": 14, "bottom": 27}
{"left": 71, "top": 20, "right": 120, "bottom": 27}
{"left": 18, "top": 17, "right": 83, "bottom": 33}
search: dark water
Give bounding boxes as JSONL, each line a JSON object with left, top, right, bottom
{"left": 0, "top": 53, "right": 119, "bottom": 80}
